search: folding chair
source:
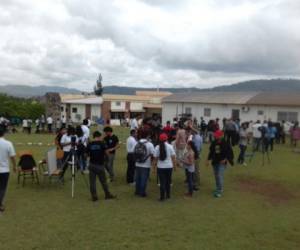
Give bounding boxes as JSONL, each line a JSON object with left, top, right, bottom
{"left": 38, "top": 148, "right": 62, "bottom": 183}
{"left": 18, "top": 150, "right": 39, "bottom": 186}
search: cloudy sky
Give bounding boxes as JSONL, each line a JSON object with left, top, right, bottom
{"left": 0, "top": 0, "right": 299, "bottom": 90}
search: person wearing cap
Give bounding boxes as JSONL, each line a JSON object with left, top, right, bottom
{"left": 206, "top": 130, "right": 234, "bottom": 198}
{"left": 0, "top": 127, "right": 16, "bottom": 212}
{"left": 153, "top": 133, "right": 176, "bottom": 201}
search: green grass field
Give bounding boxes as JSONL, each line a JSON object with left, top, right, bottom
{"left": 1, "top": 127, "right": 300, "bottom": 250}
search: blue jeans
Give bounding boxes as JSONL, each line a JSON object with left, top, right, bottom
{"left": 213, "top": 164, "right": 226, "bottom": 193}
{"left": 135, "top": 167, "right": 150, "bottom": 196}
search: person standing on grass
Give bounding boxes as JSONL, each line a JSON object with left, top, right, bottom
{"left": 175, "top": 122, "right": 187, "bottom": 166}
{"left": 81, "top": 119, "right": 90, "bottom": 140}
{"left": 87, "top": 131, "right": 116, "bottom": 202}
{"left": 191, "top": 130, "right": 203, "bottom": 191}
{"left": 134, "top": 129, "right": 155, "bottom": 197}
{"left": 179, "top": 140, "right": 196, "bottom": 198}
{"left": 238, "top": 123, "right": 248, "bottom": 166}
{"left": 207, "top": 130, "right": 234, "bottom": 198}
{"left": 153, "top": 133, "right": 176, "bottom": 201}
{"left": 47, "top": 115, "right": 53, "bottom": 133}
{"left": 126, "top": 129, "right": 137, "bottom": 184}
{"left": 0, "top": 127, "right": 16, "bottom": 213}
{"left": 130, "top": 116, "right": 138, "bottom": 131}
{"left": 103, "top": 126, "right": 120, "bottom": 182}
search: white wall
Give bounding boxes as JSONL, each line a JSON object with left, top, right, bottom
{"left": 130, "top": 102, "right": 143, "bottom": 111}
{"left": 91, "top": 105, "right": 101, "bottom": 121}
{"left": 111, "top": 101, "right": 126, "bottom": 111}
{"left": 162, "top": 102, "right": 300, "bottom": 124}
{"left": 70, "top": 104, "right": 85, "bottom": 123}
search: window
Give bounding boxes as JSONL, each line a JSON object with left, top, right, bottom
{"left": 277, "top": 112, "right": 298, "bottom": 122}
{"left": 204, "top": 108, "right": 211, "bottom": 117}
{"left": 72, "top": 107, "right": 78, "bottom": 113}
{"left": 185, "top": 107, "right": 192, "bottom": 114}
{"left": 61, "top": 106, "right": 64, "bottom": 111}
{"left": 115, "top": 101, "right": 121, "bottom": 106}
{"left": 257, "top": 110, "right": 264, "bottom": 115}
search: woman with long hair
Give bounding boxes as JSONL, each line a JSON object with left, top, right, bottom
{"left": 154, "top": 133, "right": 176, "bottom": 201}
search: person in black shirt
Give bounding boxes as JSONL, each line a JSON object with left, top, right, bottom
{"left": 87, "top": 131, "right": 115, "bottom": 201}
{"left": 103, "top": 126, "right": 120, "bottom": 182}
{"left": 206, "top": 130, "right": 234, "bottom": 198}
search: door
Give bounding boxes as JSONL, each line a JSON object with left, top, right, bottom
{"left": 231, "top": 109, "right": 240, "bottom": 120}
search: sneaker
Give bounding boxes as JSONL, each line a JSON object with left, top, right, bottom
{"left": 243, "top": 163, "right": 247, "bottom": 166}
{"left": 184, "top": 193, "right": 193, "bottom": 198}
{"left": 0, "top": 205, "right": 5, "bottom": 212}
{"left": 213, "top": 192, "right": 222, "bottom": 198}
{"left": 105, "top": 194, "right": 116, "bottom": 200}
{"left": 193, "top": 187, "right": 199, "bottom": 191}
{"left": 129, "top": 182, "right": 136, "bottom": 186}
{"left": 91, "top": 197, "right": 98, "bottom": 202}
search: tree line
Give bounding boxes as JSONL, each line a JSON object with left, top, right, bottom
{"left": 0, "top": 94, "right": 45, "bottom": 120}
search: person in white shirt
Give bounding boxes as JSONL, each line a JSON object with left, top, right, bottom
{"left": 59, "top": 126, "right": 77, "bottom": 180}
{"left": 130, "top": 117, "right": 138, "bottom": 130}
{"left": 47, "top": 116, "right": 53, "bottom": 133}
{"left": 61, "top": 115, "right": 67, "bottom": 128}
{"left": 252, "top": 120, "right": 262, "bottom": 151}
{"left": 81, "top": 119, "right": 90, "bottom": 139}
{"left": 22, "top": 119, "right": 28, "bottom": 133}
{"left": 126, "top": 129, "right": 137, "bottom": 184}
{"left": 134, "top": 129, "right": 155, "bottom": 197}
{"left": 153, "top": 133, "right": 176, "bottom": 201}
{"left": 0, "top": 127, "right": 16, "bottom": 212}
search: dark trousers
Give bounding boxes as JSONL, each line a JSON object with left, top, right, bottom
{"left": 60, "top": 152, "right": 71, "bottom": 177}
{"left": 157, "top": 168, "right": 173, "bottom": 199}
{"left": 0, "top": 173, "right": 10, "bottom": 206}
{"left": 48, "top": 124, "right": 52, "bottom": 133}
{"left": 186, "top": 170, "right": 194, "bottom": 195}
{"left": 135, "top": 167, "right": 150, "bottom": 196}
{"left": 238, "top": 145, "right": 247, "bottom": 164}
{"left": 226, "top": 130, "right": 236, "bottom": 146}
{"left": 126, "top": 153, "right": 136, "bottom": 183}
{"left": 89, "top": 163, "right": 110, "bottom": 199}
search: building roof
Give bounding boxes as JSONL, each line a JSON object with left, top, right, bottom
{"left": 163, "top": 91, "right": 300, "bottom": 107}
{"left": 63, "top": 96, "right": 103, "bottom": 105}
{"left": 163, "top": 92, "right": 259, "bottom": 105}
{"left": 246, "top": 92, "right": 300, "bottom": 107}
{"left": 102, "top": 94, "right": 150, "bottom": 102}
{"left": 135, "top": 91, "right": 172, "bottom": 97}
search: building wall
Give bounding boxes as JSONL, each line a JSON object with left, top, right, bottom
{"left": 102, "top": 101, "right": 111, "bottom": 122}
{"left": 91, "top": 105, "right": 101, "bottom": 121}
{"left": 130, "top": 102, "right": 144, "bottom": 111}
{"left": 162, "top": 102, "right": 300, "bottom": 124}
{"left": 111, "top": 101, "right": 126, "bottom": 111}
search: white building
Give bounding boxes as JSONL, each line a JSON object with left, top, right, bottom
{"left": 162, "top": 92, "right": 300, "bottom": 124}
{"left": 60, "top": 96, "right": 103, "bottom": 123}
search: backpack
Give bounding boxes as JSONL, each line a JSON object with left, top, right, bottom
{"left": 134, "top": 141, "right": 149, "bottom": 163}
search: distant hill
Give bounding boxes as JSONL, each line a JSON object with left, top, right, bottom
{"left": 102, "top": 86, "right": 200, "bottom": 95}
{"left": 205, "top": 79, "right": 300, "bottom": 92}
{"left": 0, "top": 79, "right": 300, "bottom": 97}
{"left": 0, "top": 85, "right": 81, "bottom": 97}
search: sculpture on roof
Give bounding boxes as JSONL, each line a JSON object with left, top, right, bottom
{"left": 94, "top": 73, "right": 103, "bottom": 96}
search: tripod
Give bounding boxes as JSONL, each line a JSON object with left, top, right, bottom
{"left": 248, "top": 137, "right": 271, "bottom": 166}
{"left": 61, "top": 147, "right": 89, "bottom": 198}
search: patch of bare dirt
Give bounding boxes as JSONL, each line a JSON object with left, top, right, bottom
{"left": 236, "top": 176, "right": 296, "bottom": 205}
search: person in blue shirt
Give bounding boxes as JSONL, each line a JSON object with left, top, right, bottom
{"left": 266, "top": 121, "right": 277, "bottom": 151}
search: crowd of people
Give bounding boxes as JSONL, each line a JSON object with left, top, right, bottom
{"left": 0, "top": 113, "right": 300, "bottom": 213}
